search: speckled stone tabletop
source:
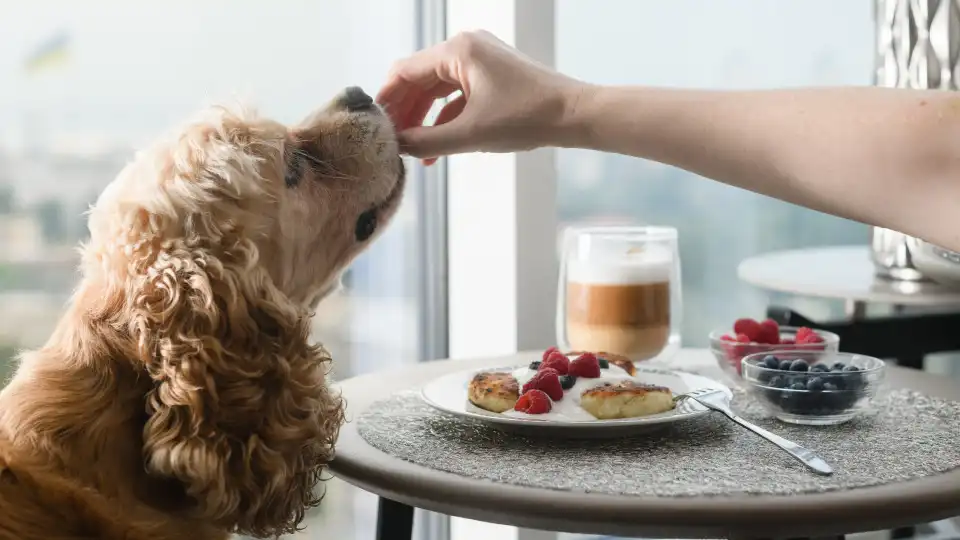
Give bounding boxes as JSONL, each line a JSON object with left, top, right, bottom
{"left": 358, "top": 386, "right": 960, "bottom": 497}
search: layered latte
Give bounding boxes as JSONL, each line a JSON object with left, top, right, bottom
{"left": 565, "top": 248, "right": 672, "bottom": 360}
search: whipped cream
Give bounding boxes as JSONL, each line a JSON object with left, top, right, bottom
{"left": 502, "top": 364, "right": 639, "bottom": 421}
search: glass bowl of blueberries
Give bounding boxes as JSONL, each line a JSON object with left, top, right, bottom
{"left": 740, "top": 350, "right": 885, "bottom": 425}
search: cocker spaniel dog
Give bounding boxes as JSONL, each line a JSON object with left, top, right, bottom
{"left": 0, "top": 86, "right": 404, "bottom": 539}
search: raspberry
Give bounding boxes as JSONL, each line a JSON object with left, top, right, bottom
{"left": 569, "top": 353, "right": 601, "bottom": 378}
{"left": 757, "top": 319, "right": 780, "bottom": 345}
{"left": 720, "top": 334, "right": 735, "bottom": 342}
{"left": 521, "top": 368, "right": 564, "bottom": 400}
{"left": 795, "top": 327, "right": 824, "bottom": 344}
{"left": 780, "top": 338, "right": 795, "bottom": 345}
{"left": 795, "top": 326, "right": 814, "bottom": 341}
{"left": 514, "top": 389, "right": 552, "bottom": 414}
{"left": 540, "top": 351, "right": 570, "bottom": 375}
{"left": 542, "top": 346, "right": 560, "bottom": 362}
{"left": 733, "top": 318, "right": 762, "bottom": 342}
{"left": 723, "top": 334, "right": 757, "bottom": 375}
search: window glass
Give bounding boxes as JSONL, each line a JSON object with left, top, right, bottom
{"left": 556, "top": 0, "right": 874, "bottom": 345}
{"left": 0, "top": 2, "right": 423, "bottom": 537}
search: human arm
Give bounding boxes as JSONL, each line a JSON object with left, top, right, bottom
{"left": 378, "top": 31, "right": 960, "bottom": 251}
{"left": 562, "top": 85, "right": 960, "bottom": 251}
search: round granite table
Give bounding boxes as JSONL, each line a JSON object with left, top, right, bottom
{"left": 737, "top": 245, "right": 960, "bottom": 310}
{"left": 329, "top": 349, "right": 960, "bottom": 540}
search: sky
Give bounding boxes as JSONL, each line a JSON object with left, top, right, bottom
{"left": 0, "top": 0, "right": 873, "bottom": 151}
{"left": 0, "top": 0, "right": 417, "bottom": 151}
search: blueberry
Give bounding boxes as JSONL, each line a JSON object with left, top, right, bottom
{"left": 762, "top": 355, "right": 780, "bottom": 369}
{"left": 825, "top": 373, "right": 847, "bottom": 390}
{"left": 529, "top": 361, "right": 542, "bottom": 370}
{"left": 598, "top": 358, "right": 610, "bottom": 369}
{"left": 822, "top": 388, "right": 858, "bottom": 411}
{"left": 779, "top": 359, "right": 794, "bottom": 371}
{"left": 559, "top": 374, "right": 576, "bottom": 390}
{"left": 810, "top": 364, "right": 830, "bottom": 373}
{"left": 789, "top": 359, "right": 810, "bottom": 372}
{"left": 822, "top": 382, "right": 839, "bottom": 392}
{"left": 806, "top": 377, "right": 825, "bottom": 392}
{"left": 831, "top": 362, "right": 846, "bottom": 372}
{"left": 841, "top": 367, "right": 865, "bottom": 392}
{"left": 767, "top": 375, "right": 786, "bottom": 388}
{"left": 780, "top": 384, "right": 809, "bottom": 414}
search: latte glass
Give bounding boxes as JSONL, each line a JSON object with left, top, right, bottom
{"left": 556, "top": 225, "right": 682, "bottom": 362}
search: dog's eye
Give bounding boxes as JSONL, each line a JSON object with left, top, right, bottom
{"left": 355, "top": 209, "right": 378, "bottom": 242}
{"left": 285, "top": 152, "right": 304, "bottom": 188}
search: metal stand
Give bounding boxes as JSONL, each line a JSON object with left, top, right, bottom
{"left": 377, "top": 497, "right": 415, "bottom": 540}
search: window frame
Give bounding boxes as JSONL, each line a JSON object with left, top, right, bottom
{"left": 421, "top": 2, "right": 559, "bottom": 540}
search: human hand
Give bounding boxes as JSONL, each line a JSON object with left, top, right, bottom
{"left": 377, "top": 30, "right": 587, "bottom": 165}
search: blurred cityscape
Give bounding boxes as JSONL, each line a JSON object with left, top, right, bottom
{"left": 0, "top": 147, "right": 116, "bottom": 374}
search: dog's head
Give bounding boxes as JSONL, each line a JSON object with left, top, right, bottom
{"left": 80, "top": 87, "right": 404, "bottom": 536}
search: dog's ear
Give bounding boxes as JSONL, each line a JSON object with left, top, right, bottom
{"left": 121, "top": 115, "right": 343, "bottom": 537}
{"left": 131, "top": 229, "right": 343, "bottom": 537}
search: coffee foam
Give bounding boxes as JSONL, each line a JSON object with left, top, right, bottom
{"left": 567, "top": 247, "right": 673, "bottom": 285}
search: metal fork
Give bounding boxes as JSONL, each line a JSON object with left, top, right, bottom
{"left": 678, "top": 388, "right": 834, "bottom": 476}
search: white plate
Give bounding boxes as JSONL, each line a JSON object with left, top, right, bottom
{"left": 420, "top": 364, "right": 732, "bottom": 438}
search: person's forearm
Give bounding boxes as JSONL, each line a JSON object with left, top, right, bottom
{"left": 559, "top": 85, "right": 960, "bottom": 251}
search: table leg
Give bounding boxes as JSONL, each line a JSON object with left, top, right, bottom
{"left": 844, "top": 299, "right": 867, "bottom": 321}
{"left": 376, "top": 497, "right": 415, "bottom": 540}
{"left": 891, "top": 526, "right": 914, "bottom": 538}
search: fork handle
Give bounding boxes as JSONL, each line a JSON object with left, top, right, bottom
{"left": 723, "top": 411, "right": 833, "bottom": 476}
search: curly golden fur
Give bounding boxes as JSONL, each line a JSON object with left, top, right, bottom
{"left": 0, "top": 88, "right": 405, "bottom": 539}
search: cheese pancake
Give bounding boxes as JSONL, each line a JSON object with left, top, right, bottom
{"left": 580, "top": 380, "right": 674, "bottom": 419}
{"left": 467, "top": 371, "right": 520, "bottom": 413}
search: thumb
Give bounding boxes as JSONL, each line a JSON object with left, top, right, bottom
{"left": 397, "top": 95, "right": 479, "bottom": 159}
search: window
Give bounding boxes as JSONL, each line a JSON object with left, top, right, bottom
{"left": 446, "top": 2, "right": 877, "bottom": 540}
{"left": 0, "top": 2, "right": 435, "bottom": 538}
{"left": 556, "top": 0, "right": 875, "bottom": 346}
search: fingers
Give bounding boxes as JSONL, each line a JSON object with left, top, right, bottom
{"left": 415, "top": 94, "right": 469, "bottom": 166}
{"left": 380, "top": 31, "right": 497, "bottom": 165}
{"left": 393, "top": 82, "right": 460, "bottom": 132}
{"left": 398, "top": 95, "right": 474, "bottom": 160}
{"left": 432, "top": 93, "right": 467, "bottom": 127}
{"left": 377, "top": 38, "right": 462, "bottom": 105}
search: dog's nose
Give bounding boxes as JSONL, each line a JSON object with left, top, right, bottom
{"left": 342, "top": 86, "right": 374, "bottom": 112}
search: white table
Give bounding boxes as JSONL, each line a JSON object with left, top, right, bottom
{"left": 737, "top": 245, "right": 960, "bottom": 318}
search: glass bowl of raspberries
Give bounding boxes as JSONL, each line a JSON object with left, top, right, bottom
{"left": 708, "top": 318, "right": 840, "bottom": 382}
{"left": 740, "top": 350, "right": 886, "bottom": 425}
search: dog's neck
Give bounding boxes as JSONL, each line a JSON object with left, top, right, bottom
{"left": 0, "top": 281, "right": 187, "bottom": 510}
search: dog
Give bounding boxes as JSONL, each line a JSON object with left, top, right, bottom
{"left": 0, "top": 86, "right": 405, "bottom": 539}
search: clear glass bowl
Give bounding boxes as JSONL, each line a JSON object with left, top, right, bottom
{"left": 740, "top": 350, "right": 886, "bottom": 425}
{"left": 708, "top": 326, "right": 840, "bottom": 382}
